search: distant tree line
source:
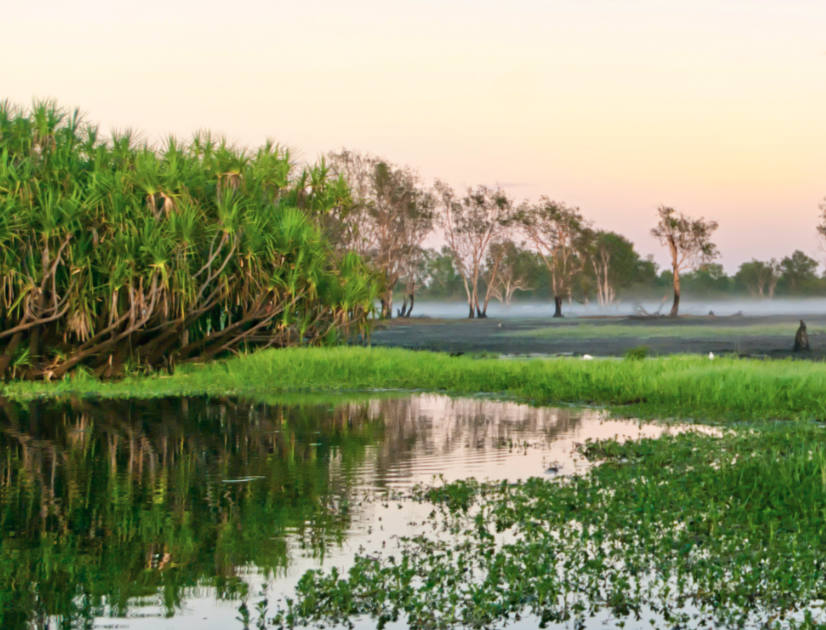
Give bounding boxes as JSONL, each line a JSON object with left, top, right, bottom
{"left": 413, "top": 246, "right": 826, "bottom": 302}
{"left": 327, "top": 150, "right": 826, "bottom": 319}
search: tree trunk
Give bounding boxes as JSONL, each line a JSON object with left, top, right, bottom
{"left": 380, "top": 293, "right": 393, "bottom": 319}
{"left": 479, "top": 287, "right": 493, "bottom": 318}
{"left": 504, "top": 281, "right": 514, "bottom": 305}
{"left": 670, "top": 270, "right": 680, "bottom": 317}
{"left": 0, "top": 332, "right": 23, "bottom": 380}
{"left": 475, "top": 288, "right": 487, "bottom": 318}
{"left": 28, "top": 292, "right": 48, "bottom": 371}
{"left": 461, "top": 275, "right": 475, "bottom": 319}
{"left": 553, "top": 296, "right": 563, "bottom": 318}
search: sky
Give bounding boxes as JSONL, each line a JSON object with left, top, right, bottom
{"left": 4, "top": 0, "right": 825, "bottom": 271}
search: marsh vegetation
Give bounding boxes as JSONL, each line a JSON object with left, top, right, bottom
{"left": 1, "top": 394, "right": 690, "bottom": 629}
{"left": 274, "top": 422, "right": 826, "bottom": 629}
{"left": 4, "top": 388, "right": 826, "bottom": 629}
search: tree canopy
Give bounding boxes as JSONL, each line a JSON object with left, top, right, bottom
{"left": 651, "top": 206, "right": 719, "bottom": 316}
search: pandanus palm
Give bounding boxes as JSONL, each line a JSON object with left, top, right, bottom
{"left": 0, "top": 101, "right": 379, "bottom": 379}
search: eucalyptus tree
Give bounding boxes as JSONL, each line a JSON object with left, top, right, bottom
{"left": 0, "top": 101, "right": 378, "bottom": 380}
{"left": 485, "top": 241, "right": 537, "bottom": 305}
{"left": 420, "top": 247, "right": 466, "bottom": 298}
{"left": 778, "top": 250, "right": 820, "bottom": 294}
{"left": 734, "top": 259, "right": 781, "bottom": 298}
{"left": 681, "top": 263, "right": 731, "bottom": 295}
{"left": 395, "top": 245, "right": 432, "bottom": 317}
{"left": 585, "top": 231, "right": 640, "bottom": 305}
{"left": 434, "top": 182, "right": 514, "bottom": 318}
{"left": 815, "top": 197, "right": 826, "bottom": 275}
{"left": 651, "top": 206, "right": 719, "bottom": 317}
{"left": 519, "top": 198, "right": 589, "bottom": 318}
{"left": 328, "top": 151, "right": 434, "bottom": 319}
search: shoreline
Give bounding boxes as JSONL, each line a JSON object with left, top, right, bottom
{"left": 3, "top": 346, "right": 826, "bottom": 423}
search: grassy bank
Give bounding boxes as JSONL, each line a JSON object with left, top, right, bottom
{"left": 3, "top": 346, "right": 826, "bottom": 422}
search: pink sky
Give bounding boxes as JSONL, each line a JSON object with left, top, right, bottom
{"left": 4, "top": 0, "right": 825, "bottom": 271}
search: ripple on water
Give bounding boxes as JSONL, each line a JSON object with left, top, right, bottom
{"left": 0, "top": 393, "right": 720, "bottom": 630}
{"left": 343, "top": 394, "right": 719, "bottom": 491}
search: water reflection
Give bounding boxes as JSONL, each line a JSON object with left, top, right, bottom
{"left": 0, "top": 395, "right": 707, "bottom": 629}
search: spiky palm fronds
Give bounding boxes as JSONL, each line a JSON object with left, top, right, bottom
{"left": 0, "top": 102, "right": 379, "bottom": 379}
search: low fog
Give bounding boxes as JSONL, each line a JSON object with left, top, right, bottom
{"left": 409, "top": 298, "right": 826, "bottom": 320}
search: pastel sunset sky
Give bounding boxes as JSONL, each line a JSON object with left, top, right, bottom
{"left": 5, "top": 0, "right": 825, "bottom": 270}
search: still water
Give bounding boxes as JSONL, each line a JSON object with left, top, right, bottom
{"left": 0, "top": 394, "right": 709, "bottom": 629}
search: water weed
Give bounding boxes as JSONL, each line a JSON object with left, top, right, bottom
{"left": 269, "top": 423, "right": 826, "bottom": 628}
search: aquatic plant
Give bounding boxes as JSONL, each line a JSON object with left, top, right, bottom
{"left": 511, "top": 321, "right": 814, "bottom": 340}
{"left": 0, "top": 101, "right": 378, "bottom": 379}
{"left": 270, "top": 422, "right": 826, "bottom": 628}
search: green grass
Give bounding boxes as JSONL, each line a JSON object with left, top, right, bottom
{"left": 509, "top": 321, "right": 815, "bottom": 340}
{"left": 4, "top": 346, "right": 826, "bottom": 422}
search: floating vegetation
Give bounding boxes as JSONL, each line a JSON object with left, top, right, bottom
{"left": 269, "top": 423, "right": 826, "bottom": 629}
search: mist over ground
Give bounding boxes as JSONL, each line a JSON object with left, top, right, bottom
{"left": 408, "top": 298, "right": 826, "bottom": 319}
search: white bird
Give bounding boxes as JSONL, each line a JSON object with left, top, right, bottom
{"left": 582, "top": 354, "right": 594, "bottom": 360}
{"left": 708, "top": 352, "right": 715, "bottom": 360}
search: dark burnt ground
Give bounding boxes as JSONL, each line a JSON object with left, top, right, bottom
{"left": 364, "top": 315, "right": 826, "bottom": 359}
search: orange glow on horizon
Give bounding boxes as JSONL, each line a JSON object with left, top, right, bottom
{"left": 3, "top": 0, "right": 825, "bottom": 270}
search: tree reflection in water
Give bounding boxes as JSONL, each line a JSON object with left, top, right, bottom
{"left": 0, "top": 394, "right": 596, "bottom": 629}
{"left": 0, "top": 396, "right": 383, "bottom": 628}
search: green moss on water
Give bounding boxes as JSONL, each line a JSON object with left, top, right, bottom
{"left": 4, "top": 346, "right": 826, "bottom": 423}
